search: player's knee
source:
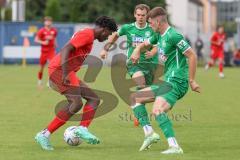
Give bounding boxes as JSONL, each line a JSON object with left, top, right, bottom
{"left": 152, "top": 107, "right": 165, "bottom": 116}
{"left": 88, "top": 95, "right": 100, "bottom": 106}
{"left": 130, "top": 92, "right": 137, "bottom": 106}
{"left": 70, "top": 98, "right": 83, "bottom": 113}
{"left": 92, "top": 96, "right": 101, "bottom": 106}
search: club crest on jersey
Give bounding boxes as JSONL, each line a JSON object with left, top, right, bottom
{"left": 145, "top": 31, "right": 151, "bottom": 37}
{"left": 162, "top": 40, "right": 166, "bottom": 48}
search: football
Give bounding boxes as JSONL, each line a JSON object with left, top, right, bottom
{"left": 64, "top": 126, "right": 82, "bottom": 146}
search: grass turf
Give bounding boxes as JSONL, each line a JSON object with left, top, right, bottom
{"left": 0, "top": 65, "right": 239, "bottom": 160}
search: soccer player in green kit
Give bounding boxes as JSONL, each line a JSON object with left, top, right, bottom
{"left": 130, "top": 7, "right": 200, "bottom": 154}
{"left": 100, "top": 4, "right": 161, "bottom": 151}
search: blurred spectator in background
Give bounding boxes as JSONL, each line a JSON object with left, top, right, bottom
{"left": 195, "top": 37, "right": 204, "bottom": 63}
{"left": 233, "top": 49, "right": 240, "bottom": 66}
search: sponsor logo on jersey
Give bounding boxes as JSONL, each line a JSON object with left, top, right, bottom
{"left": 158, "top": 47, "right": 167, "bottom": 64}
{"left": 132, "top": 36, "right": 146, "bottom": 47}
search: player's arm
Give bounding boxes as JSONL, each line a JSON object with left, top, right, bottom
{"left": 184, "top": 49, "right": 200, "bottom": 93}
{"left": 174, "top": 34, "right": 200, "bottom": 93}
{"left": 210, "top": 33, "right": 219, "bottom": 46}
{"left": 61, "top": 43, "right": 75, "bottom": 85}
{"left": 145, "top": 46, "right": 158, "bottom": 59}
{"left": 131, "top": 34, "right": 157, "bottom": 64}
{"left": 100, "top": 32, "right": 119, "bottom": 59}
{"left": 34, "top": 31, "right": 49, "bottom": 45}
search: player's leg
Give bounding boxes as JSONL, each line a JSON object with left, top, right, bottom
{"left": 152, "top": 96, "right": 182, "bottom": 154}
{"left": 79, "top": 82, "right": 100, "bottom": 128}
{"left": 205, "top": 49, "right": 216, "bottom": 70}
{"left": 46, "top": 50, "right": 56, "bottom": 87}
{"left": 130, "top": 87, "right": 160, "bottom": 151}
{"left": 153, "top": 78, "right": 188, "bottom": 154}
{"left": 35, "top": 87, "right": 83, "bottom": 150}
{"left": 38, "top": 53, "right": 47, "bottom": 87}
{"left": 131, "top": 71, "right": 146, "bottom": 126}
{"left": 218, "top": 51, "right": 225, "bottom": 78}
{"left": 132, "top": 71, "right": 146, "bottom": 89}
{"left": 72, "top": 82, "right": 100, "bottom": 144}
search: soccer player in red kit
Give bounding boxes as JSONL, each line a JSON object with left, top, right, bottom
{"left": 205, "top": 26, "right": 226, "bottom": 78}
{"left": 35, "top": 16, "right": 57, "bottom": 87}
{"left": 35, "top": 16, "right": 118, "bottom": 151}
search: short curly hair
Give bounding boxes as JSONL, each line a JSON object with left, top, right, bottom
{"left": 95, "top": 16, "right": 118, "bottom": 32}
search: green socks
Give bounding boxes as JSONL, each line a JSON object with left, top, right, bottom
{"left": 132, "top": 104, "right": 150, "bottom": 127}
{"left": 155, "top": 112, "right": 175, "bottom": 138}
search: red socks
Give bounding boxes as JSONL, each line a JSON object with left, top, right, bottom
{"left": 46, "top": 104, "right": 96, "bottom": 134}
{"left": 80, "top": 104, "right": 96, "bottom": 128}
{"left": 219, "top": 62, "right": 223, "bottom": 73}
{"left": 38, "top": 72, "right": 43, "bottom": 80}
{"left": 47, "top": 110, "right": 72, "bottom": 133}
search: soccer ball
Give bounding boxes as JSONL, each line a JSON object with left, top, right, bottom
{"left": 64, "top": 126, "right": 82, "bottom": 146}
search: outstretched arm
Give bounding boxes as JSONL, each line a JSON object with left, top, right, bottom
{"left": 145, "top": 46, "right": 158, "bottom": 59}
{"left": 131, "top": 41, "right": 153, "bottom": 64}
{"left": 61, "top": 43, "right": 75, "bottom": 85}
{"left": 100, "top": 32, "right": 119, "bottom": 59}
{"left": 184, "top": 48, "right": 200, "bottom": 93}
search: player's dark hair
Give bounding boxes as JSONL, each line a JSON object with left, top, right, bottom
{"left": 148, "top": 7, "right": 167, "bottom": 21}
{"left": 95, "top": 16, "right": 118, "bottom": 32}
{"left": 134, "top": 4, "right": 150, "bottom": 13}
{"left": 217, "top": 25, "right": 224, "bottom": 31}
{"left": 44, "top": 16, "right": 53, "bottom": 21}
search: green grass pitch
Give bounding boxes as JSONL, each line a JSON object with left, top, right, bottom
{"left": 0, "top": 65, "right": 240, "bottom": 160}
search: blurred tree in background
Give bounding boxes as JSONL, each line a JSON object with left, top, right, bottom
{"left": 25, "top": 0, "right": 166, "bottom": 23}
{"left": 45, "top": 0, "right": 61, "bottom": 21}
{"left": 26, "top": 0, "right": 47, "bottom": 21}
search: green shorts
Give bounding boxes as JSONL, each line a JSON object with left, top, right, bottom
{"left": 151, "top": 77, "right": 189, "bottom": 107}
{"left": 126, "top": 62, "right": 157, "bottom": 85}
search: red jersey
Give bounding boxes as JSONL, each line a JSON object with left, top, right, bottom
{"left": 211, "top": 32, "right": 225, "bottom": 51}
{"left": 37, "top": 27, "right": 57, "bottom": 52}
{"left": 49, "top": 28, "right": 94, "bottom": 73}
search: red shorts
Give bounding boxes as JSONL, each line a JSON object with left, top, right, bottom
{"left": 48, "top": 68, "right": 80, "bottom": 94}
{"left": 39, "top": 50, "right": 56, "bottom": 66}
{"left": 211, "top": 49, "right": 224, "bottom": 60}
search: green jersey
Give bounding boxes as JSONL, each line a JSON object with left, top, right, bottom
{"left": 118, "top": 22, "right": 158, "bottom": 64}
{"left": 148, "top": 27, "right": 190, "bottom": 81}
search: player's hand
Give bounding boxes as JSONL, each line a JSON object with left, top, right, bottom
{"left": 100, "top": 49, "right": 108, "bottom": 59}
{"left": 190, "top": 80, "right": 200, "bottom": 93}
{"left": 42, "top": 40, "right": 49, "bottom": 45}
{"left": 145, "top": 51, "right": 154, "bottom": 59}
{"left": 62, "top": 76, "right": 70, "bottom": 86}
{"left": 131, "top": 49, "right": 140, "bottom": 64}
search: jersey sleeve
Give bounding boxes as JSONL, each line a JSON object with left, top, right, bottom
{"left": 211, "top": 32, "right": 218, "bottom": 42}
{"left": 147, "top": 34, "right": 159, "bottom": 45}
{"left": 36, "top": 29, "right": 44, "bottom": 40}
{"left": 70, "top": 30, "right": 93, "bottom": 49}
{"left": 171, "top": 33, "right": 191, "bottom": 54}
{"left": 117, "top": 24, "right": 129, "bottom": 36}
